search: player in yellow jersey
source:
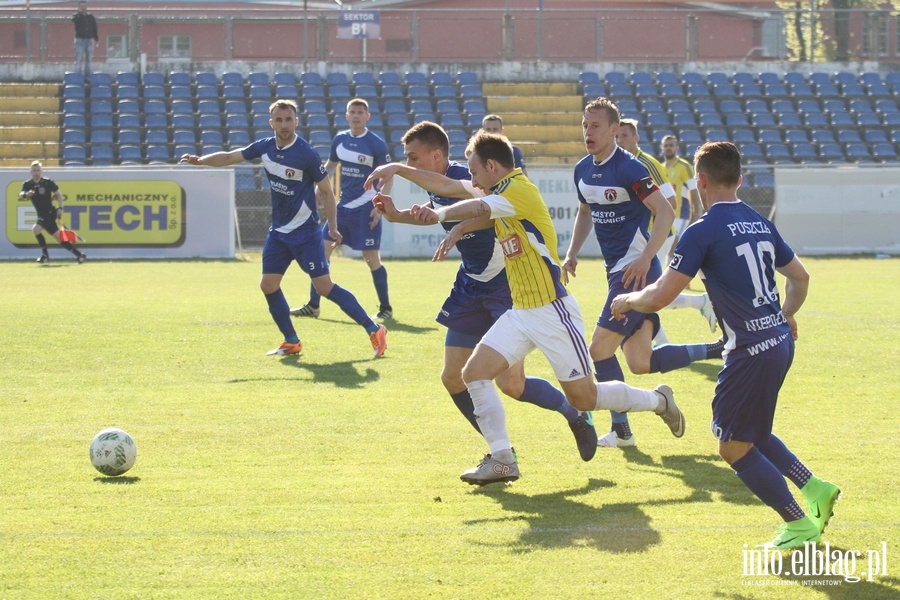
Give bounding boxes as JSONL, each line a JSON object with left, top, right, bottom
{"left": 370, "top": 132, "right": 686, "bottom": 485}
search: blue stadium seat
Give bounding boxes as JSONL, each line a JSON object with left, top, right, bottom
{"left": 656, "top": 72, "right": 679, "bottom": 85}
{"left": 308, "top": 130, "right": 332, "bottom": 145}
{"left": 463, "top": 99, "right": 486, "bottom": 114}
{"left": 732, "top": 72, "right": 755, "bottom": 85}
{"left": 247, "top": 72, "right": 269, "bottom": 87}
{"left": 864, "top": 129, "right": 888, "bottom": 144}
{"left": 753, "top": 173, "right": 775, "bottom": 188}
{"left": 666, "top": 99, "right": 691, "bottom": 114}
{"left": 440, "top": 113, "right": 464, "bottom": 128}
{"left": 169, "top": 85, "right": 192, "bottom": 100}
{"left": 89, "top": 72, "right": 112, "bottom": 86}
{"left": 64, "top": 113, "right": 86, "bottom": 129}
{"left": 784, "top": 129, "right": 809, "bottom": 144}
{"left": 883, "top": 113, "right": 900, "bottom": 127}
{"left": 659, "top": 83, "right": 685, "bottom": 98}
{"left": 90, "top": 114, "right": 114, "bottom": 129}
{"left": 195, "top": 85, "right": 217, "bottom": 99}
{"left": 145, "top": 130, "right": 168, "bottom": 145}
{"left": 117, "top": 85, "right": 139, "bottom": 99}
{"left": 171, "top": 100, "right": 193, "bottom": 115}
{"left": 447, "top": 129, "right": 468, "bottom": 144}
{"left": 751, "top": 113, "right": 776, "bottom": 128}
{"left": 275, "top": 72, "right": 297, "bottom": 86}
{"left": 200, "top": 131, "right": 224, "bottom": 146}
{"left": 168, "top": 72, "right": 191, "bottom": 86}
{"left": 763, "top": 83, "right": 788, "bottom": 97}
{"left": 172, "top": 115, "right": 196, "bottom": 129}
{"left": 63, "top": 145, "right": 86, "bottom": 162}
{"left": 719, "top": 100, "right": 742, "bottom": 114}
{"left": 324, "top": 72, "right": 346, "bottom": 86}
{"left": 711, "top": 83, "right": 735, "bottom": 97}
{"left": 227, "top": 130, "right": 251, "bottom": 147}
{"left": 456, "top": 71, "right": 478, "bottom": 84}
{"left": 777, "top": 113, "right": 802, "bottom": 127}
{"left": 698, "top": 113, "right": 723, "bottom": 127}
{"left": 682, "top": 72, "right": 704, "bottom": 85}
{"left": 413, "top": 112, "right": 436, "bottom": 124}
{"left": 118, "top": 129, "right": 141, "bottom": 145}
{"left": 224, "top": 100, "right": 247, "bottom": 114}
{"left": 63, "top": 129, "right": 86, "bottom": 145}
{"left": 816, "top": 83, "right": 840, "bottom": 98}
{"left": 91, "top": 145, "right": 114, "bottom": 164}
{"left": 387, "top": 113, "right": 411, "bottom": 128}
{"left": 604, "top": 71, "right": 626, "bottom": 85}
{"left": 91, "top": 85, "right": 113, "bottom": 100}
{"left": 199, "top": 114, "right": 221, "bottom": 129}
{"left": 173, "top": 130, "right": 196, "bottom": 145}
{"left": 221, "top": 85, "right": 243, "bottom": 99}
{"left": 583, "top": 83, "right": 606, "bottom": 98}
{"left": 630, "top": 71, "right": 654, "bottom": 85}
{"left": 634, "top": 83, "right": 659, "bottom": 98}
{"left": 193, "top": 72, "right": 216, "bottom": 87}
{"left": 249, "top": 86, "right": 272, "bottom": 100}
{"left": 823, "top": 99, "right": 847, "bottom": 114}
{"left": 873, "top": 143, "right": 898, "bottom": 161}
{"left": 226, "top": 114, "right": 249, "bottom": 128}
{"left": 579, "top": 71, "right": 601, "bottom": 86}
{"left": 811, "top": 129, "right": 836, "bottom": 144}
{"left": 118, "top": 99, "right": 139, "bottom": 115}
{"left": 672, "top": 113, "right": 696, "bottom": 127}
{"left": 64, "top": 85, "right": 85, "bottom": 99}
{"left": 803, "top": 113, "right": 828, "bottom": 127}
{"left": 328, "top": 85, "right": 350, "bottom": 100}
{"left": 757, "top": 129, "right": 781, "bottom": 144}
{"left": 818, "top": 143, "right": 844, "bottom": 161}
{"left": 692, "top": 99, "right": 716, "bottom": 114}
{"left": 430, "top": 71, "right": 453, "bottom": 85}
{"left": 350, "top": 72, "right": 373, "bottom": 86}
{"left": 64, "top": 72, "right": 85, "bottom": 86}
{"left": 809, "top": 72, "right": 831, "bottom": 86}
{"left": 845, "top": 143, "right": 870, "bottom": 160}
{"left": 460, "top": 84, "right": 483, "bottom": 98}
{"left": 705, "top": 129, "right": 728, "bottom": 142}
{"left": 405, "top": 72, "right": 427, "bottom": 86}
{"left": 861, "top": 72, "right": 883, "bottom": 86}
{"left": 739, "top": 143, "right": 764, "bottom": 159}
{"left": 274, "top": 85, "right": 298, "bottom": 99}
{"left": 731, "top": 129, "right": 755, "bottom": 144}
{"left": 433, "top": 85, "right": 457, "bottom": 98}
{"left": 436, "top": 99, "right": 460, "bottom": 114}
{"left": 875, "top": 99, "right": 899, "bottom": 114}
{"left": 765, "top": 144, "right": 791, "bottom": 160}
{"left": 221, "top": 72, "right": 242, "bottom": 87}
{"left": 379, "top": 71, "right": 402, "bottom": 86}
{"left": 353, "top": 84, "right": 376, "bottom": 99}
{"left": 118, "top": 145, "right": 142, "bottom": 163}
{"left": 737, "top": 82, "right": 763, "bottom": 98}
{"left": 89, "top": 99, "right": 112, "bottom": 114}
{"left": 607, "top": 83, "right": 632, "bottom": 98}
{"left": 410, "top": 99, "right": 433, "bottom": 114}
{"left": 143, "top": 114, "right": 166, "bottom": 130}
{"left": 302, "top": 84, "right": 325, "bottom": 98}
{"left": 253, "top": 113, "right": 271, "bottom": 128}
{"left": 383, "top": 99, "right": 407, "bottom": 114}
{"left": 792, "top": 143, "right": 817, "bottom": 161}
{"left": 835, "top": 129, "right": 860, "bottom": 144}
{"left": 142, "top": 85, "right": 165, "bottom": 100}
{"left": 645, "top": 113, "right": 670, "bottom": 127}
{"left": 797, "top": 99, "right": 821, "bottom": 114}
{"left": 405, "top": 85, "right": 429, "bottom": 99}
{"left": 867, "top": 83, "right": 892, "bottom": 98}
{"left": 147, "top": 145, "right": 170, "bottom": 163}
{"left": 90, "top": 128, "right": 113, "bottom": 144}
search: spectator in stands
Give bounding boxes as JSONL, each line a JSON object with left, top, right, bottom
{"left": 72, "top": 0, "right": 98, "bottom": 78}
{"left": 19, "top": 161, "right": 85, "bottom": 264}
{"left": 179, "top": 99, "right": 387, "bottom": 359}
{"left": 661, "top": 134, "right": 703, "bottom": 253}
{"left": 480, "top": 114, "right": 528, "bottom": 176}
{"left": 564, "top": 98, "right": 722, "bottom": 449}
{"left": 291, "top": 98, "right": 394, "bottom": 321}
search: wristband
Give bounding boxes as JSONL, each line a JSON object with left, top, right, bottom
{"left": 436, "top": 211, "right": 446, "bottom": 223}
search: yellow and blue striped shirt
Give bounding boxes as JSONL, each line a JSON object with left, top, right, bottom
{"left": 482, "top": 169, "right": 567, "bottom": 309}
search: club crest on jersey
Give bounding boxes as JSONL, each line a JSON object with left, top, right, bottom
{"left": 604, "top": 189, "right": 616, "bottom": 202}
{"left": 284, "top": 168, "right": 295, "bottom": 179}
{"left": 358, "top": 154, "right": 366, "bottom": 163}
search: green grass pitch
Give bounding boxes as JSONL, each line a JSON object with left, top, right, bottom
{"left": 1, "top": 255, "right": 897, "bottom": 599}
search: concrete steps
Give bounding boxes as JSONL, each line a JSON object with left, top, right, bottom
{"left": 481, "top": 82, "right": 585, "bottom": 165}
{"left": 0, "top": 83, "right": 62, "bottom": 163}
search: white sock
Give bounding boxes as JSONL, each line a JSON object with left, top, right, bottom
{"left": 664, "top": 293, "right": 706, "bottom": 310}
{"left": 467, "top": 379, "right": 512, "bottom": 455}
{"left": 595, "top": 381, "right": 661, "bottom": 413}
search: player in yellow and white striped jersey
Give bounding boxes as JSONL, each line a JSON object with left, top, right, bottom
{"left": 370, "top": 132, "right": 685, "bottom": 485}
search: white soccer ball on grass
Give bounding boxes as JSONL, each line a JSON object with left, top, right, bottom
{"left": 89, "top": 427, "right": 137, "bottom": 476}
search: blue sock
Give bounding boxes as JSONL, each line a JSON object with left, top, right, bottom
{"left": 649, "top": 344, "right": 707, "bottom": 373}
{"left": 372, "top": 266, "right": 390, "bottom": 310}
{"left": 308, "top": 282, "right": 321, "bottom": 309}
{"left": 325, "top": 284, "right": 378, "bottom": 333}
{"left": 450, "top": 390, "right": 481, "bottom": 434}
{"left": 264, "top": 289, "right": 297, "bottom": 341}
{"left": 594, "top": 357, "right": 628, "bottom": 425}
{"left": 732, "top": 447, "right": 806, "bottom": 522}
{"left": 516, "top": 377, "right": 579, "bottom": 422}
{"left": 756, "top": 434, "right": 813, "bottom": 489}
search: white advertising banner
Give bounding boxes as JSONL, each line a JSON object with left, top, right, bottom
{"left": 1, "top": 167, "right": 234, "bottom": 259}
{"left": 775, "top": 167, "right": 900, "bottom": 255}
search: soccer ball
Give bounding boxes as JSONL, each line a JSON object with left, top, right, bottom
{"left": 89, "top": 428, "right": 137, "bottom": 476}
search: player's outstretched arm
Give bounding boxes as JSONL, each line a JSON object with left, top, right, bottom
{"left": 180, "top": 149, "right": 245, "bottom": 167}
{"left": 611, "top": 269, "right": 692, "bottom": 319}
{"left": 365, "top": 164, "right": 470, "bottom": 198}
{"left": 563, "top": 203, "right": 594, "bottom": 282}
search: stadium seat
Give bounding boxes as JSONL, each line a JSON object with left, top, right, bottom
{"left": 274, "top": 72, "right": 297, "bottom": 86}
{"left": 864, "top": 129, "right": 888, "bottom": 144}
{"left": 440, "top": 113, "right": 464, "bottom": 128}
{"left": 226, "top": 114, "right": 249, "bottom": 129}
{"left": 118, "top": 83, "right": 140, "bottom": 99}
{"left": 173, "top": 130, "right": 196, "bottom": 146}
{"left": 324, "top": 72, "right": 346, "bottom": 86}
{"left": 63, "top": 145, "right": 87, "bottom": 162}
{"left": 118, "top": 99, "right": 139, "bottom": 115}
{"left": 169, "top": 85, "right": 191, "bottom": 100}
{"left": 777, "top": 113, "right": 802, "bottom": 127}
{"left": 171, "top": 100, "right": 193, "bottom": 115}
{"left": 302, "top": 84, "right": 325, "bottom": 98}
{"left": 64, "top": 72, "right": 85, "bottom": 86}
{"left": 706, "top": 129, "right": 728, "bottom": 142}
{"left": 811, "top": 129, "right": 836, "bottom": 144}
{"left": 659, "top": 83, "right": 685, "bottom": 98}
{"left": 857, "top": 113, "right": 882, "bottom": 127}
{"left": 817, "top": 143, "right": 844, "bottom": 161}
{"left": 118, "top": 129, "right": 141, "bottom": 145}
{"left": 757, "top": 129, "right": 781, "bottom": 144}
{"left": 731, "top": 129, "right": 755, "bottom": 144}
{"left": 227, "top": 130, "right": 251, "bottom": 147}
{"left": 816, "top": 83, "right": 841, "bottom": 98}
{"left": 63, "top": 129, "right": 86, "bottom": 145}
{"left": 456, "top": 71, "right": 478, "bottom": 84}
{"left": 845, "top": 143, "right": 870, "bottom": 160}
{"left": 738, "top": 143, "right": 764, "bottom": 159}
{"left": 353, "top": 84, "right": 377, "bottom": 99}
{"left": 413, "top": 112, "right": 436, "bottom": 124}
{"left": 410, "top": 100, "right": 433, "bottom": 114}
{"left": 672, "top": 113, "right": 696, "bottom": 127}
{"left": 751, "top": 113, "right": 776, "bottom": 128}
{"left": 405, "top": 72, "right": 427, "bottom": 86}
{"left": 835, "top": 129, "right": 860, "bottom": 144}
{"left": 784, "top": 129, "right": 809, "bottom": 144}
{"left": 725, "top": 113, "right": 749, "bottom": 127}
{"left": 64, "top": 85, "right": 85, "bottom": 99}
{"left": 145, "top": 130, "right": 168, "bottom": 145}
{"left": 198, "top": 114, "right": 221, "bottom": 129}
{"left": 387, "top": 113, "right": 411, "bottom": 128}
{"left": 607, "top": 83, "right": 632, "bottom": 98}
{"left": 352, "top": 72, "right": 375, "bottom": 86}
{"left": 167, "top": 72, "right": 191, "bottom": 87}
{"left": 829, "top": 113, "right": 854, "bottom": 127}
{"left": 579, "top": 71, "right": 601, "bottom": 86}
{"left": 792, "top": 143, "right": 817, "bottom": 161}
{"left": 737, "top": 82, "right": 763, "bottom": 98}
{"left": 698, "top": 113, "right": 723, "bottom": 127}
{"left": 381, "top": 85, "right": 404, "bottom": 98}
{"left": 118, "top": 145, "right": 142, "bottom": 163}
{"left": 252, "top": 113, "right": 271, "bottom": 128}
{"left": 247, "top": 72, "right": 269, "bottom": 87}
{"left": 195, "top": 85, "right": 217, "bottom": 99}
{"left": 711, "top": 83, "right": 736, "bottom": 97}
{"left": 732, "top": 72, "right": 755, "bottom": 86}
{"left": 90, "top": 114, "right": 114, "bottom": 129}
{"left": 146, "top": 145, "right": 169, "bottom": 163}
{"left": 91, "top": 144, "right": 114, "bottom": 163}
{"left": 383, "top": 99, "right": 407, "bottom": 114}
{"left": 142, "top": 85, "right": 165, "bottom": 100}
{"left": 64, "top": 113, "right": 86, "bottom": 129}
{"left": 432, "top": 85, "right": 456, "bottom": 98}
{"left": 224, "top": 100, "right": 247, "bottom": 115}
{"left": 249, "top": 86, "right": 272, "bottom": 100}
{"left": 144, "top": 114, "right": 167, "bottom": 129}
{"left": 378, "top": 71, "right": 402, "bottom": 86}
{"left": 328, "top": 85, "right": 350, "bottom": 100}
{"left": 765, "top": 144, "right": 791, "bottom": 160}
{"left": 873, "top": 143, "right": 898, "bottom": 161}
{"left": 666, "top": 99, "right": 691, "bottom": 114}
{"left": 803, "top": 113, "right": 828, "bottom": 127}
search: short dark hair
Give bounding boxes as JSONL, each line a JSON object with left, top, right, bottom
{"left": 269, "top": 99, "right": 298, "bottom": 116}
{"left": 583, "top": 97, "right": 620, "bottom": 125}
{"left": 465, "top": 131, "right": 514, "bottom": 170}
{"left": 401, "top": 121, "right": 449, "bottom": 157}
{"left": 694, "top": 141, "right": 742, "bottom": 187}
{"left": 482, "top": 114, "right": 503, "bottom": 127}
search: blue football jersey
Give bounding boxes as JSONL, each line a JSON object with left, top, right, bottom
{"left": 330, "top": 129, "right": 391, "bottom": 208}
{"left": 430, "top": 162, "right": 504, "bottom": 283}
{"left": 669, "top": 200, "right": 795, "bottom": 354}
{"left": 242, "top": 135, "right": 327, "bottom": 233}
{"left": 573, "top": 146, "right": 660, "bottom": 273}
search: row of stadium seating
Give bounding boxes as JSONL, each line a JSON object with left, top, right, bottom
{"left": 58, "top": 69, "right": 900, "bottom": 176}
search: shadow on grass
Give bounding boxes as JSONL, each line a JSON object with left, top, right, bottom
{"left": 763, "top": 547, "right": 899, "bottom": 600}
{"left": 94, "top": 476, "right": 140, "bottom": 484}
{"left": 301, "top": 316, "right": 439, "bottom": 336}
{"left": 687, "top": 360, "right": 722, "bottom": 383}
{"left": 241, "top": 356, "right": 382, "bottom": 389}
{"left": 466, "top": 478, "right": 662, "bottom": 554}
{"left": 620, "top": 448, "right": 758, "bottom": 506}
